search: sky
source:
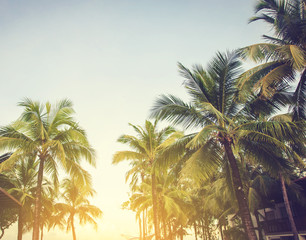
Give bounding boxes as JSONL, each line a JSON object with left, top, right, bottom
{"left": 0, "top": 0, "right": 267, "bottom": 239}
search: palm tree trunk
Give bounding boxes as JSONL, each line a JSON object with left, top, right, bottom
{"left": 168, "top": 222, "right": 172, "bottom": 240}
{"left": 71, "top": 216, "right": 77, "bottom": 240}
{"left": 142, "top": 210, "right": 145, "bottom": 240}
{"left": 280, "top": 173, "right": 299, "bottom": 240}
{"left": 179, "top": 225, "right": 183, "bottom": 240}
{"left": 201, "top": 219, "right": 205, "bottom": 240}
{"left": 161, "top": 205, "right": 167, "bottom": 239}
{"left": 40, "top": 225, "right": 43, "bottom": 240}
{"left": 194, "top": 222, "right": 198, "bottom": 240}
{"left": 139, "top": 217, "right": 142, "bottom": 240}
{"left": 207, "top": 220, "right": 211, "bottom": 240}
{"left": 18, "top": 207, "right": 23, "bottom": 240}
{"left": 223, "top": 139, "right": 257, "bottom": 240}
{"left": 32, "top": 157, "right": 45, "bottom": 240}
{"left": 151, "top": 173, "right": 161, "bottom": 240}
{"left": 219, "top": 225, "right": 224, "bottom": 240}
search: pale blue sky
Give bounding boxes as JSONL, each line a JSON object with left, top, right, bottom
{"left": 0, "top": 1, "right": 267, "bottom": 239}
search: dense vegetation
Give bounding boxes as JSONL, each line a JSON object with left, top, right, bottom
{"left": 113, "top": 1, "right": 306, "bottom": 240}
{"left": 0, "top": 100, "right": 102, "bottom": 240}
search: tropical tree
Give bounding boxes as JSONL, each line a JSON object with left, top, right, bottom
{"left": 0, "top": 98, "right": 96, "bottom": 240}
{"left": 122, "top": 181, "right": 152, "bottom": 240}
{"left": 266, "top": 113, "right": 305, "bottom": 240}
{"left": 113, "top": 120, "right": 181, "bottom": 240}
{"left": 54, "top": 178, "right": 102, "bottom": 240}
{"left": 4, "top": 157, "right": 38, "bottom": 240}
{"left": 239, "top": 0, "right": 306, "bottom": 120}
{"left": 151, "top": 51, "right": 304, "bottom": 240}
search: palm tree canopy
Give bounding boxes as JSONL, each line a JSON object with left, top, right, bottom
{"left": 54, "top": 178, "right": 102, "bottom": 231}
{"left": 249, "top": 0, "right": 306, "bottom": 47}
{"left": 239, "top": 0, "right": 306, "bottom": 119}
{"left": 151, "top": 51, "right": 304, "bottom": 181}
{"left": 0, "top": 98, "right": 96, "bottom": 186}
{"left": 113, "top": 120, "right": 181, "bottom": 172}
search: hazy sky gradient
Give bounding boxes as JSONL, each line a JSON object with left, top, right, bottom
{"left": 1, "top": 1, "right": 267, "bottom": 239}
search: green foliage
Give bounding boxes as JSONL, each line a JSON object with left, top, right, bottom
{"left": 0, "top": 207, "right": 18, "bottom": 239}
{"left": 53, "top": 178, "right": 102, "bottom": 233}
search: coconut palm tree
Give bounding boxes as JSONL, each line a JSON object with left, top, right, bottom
{"left": 151, "top": 51, "right": 303, "bottom": 240}
{"left": 113, "top": 120, "right": 181, "bottom": 240}
{"left": 5, "top": 157, "right": 37, "bottom": 240}
{"left": 0, "top": 98, "right": 96, "bottom": 240}
{"left": 54, "top": 178, "right": 102, "bottom": 240}
{"left": 265, "top": 113, "right": 305, "bottom": 240}
{"left": 239, "top": 0, "right": 306, "bottom": 120}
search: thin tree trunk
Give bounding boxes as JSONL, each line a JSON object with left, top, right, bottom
{"left": 194, "top": 222, "right": 198, "bottom": 240}
{"left": 40, "top": 225, "right": 43, "bottom": 240}
{"left": 280, "top": 173, "right": 299, "bottom": 240}
{"left": 168, "top": 222, "right": 172, "bottom": 240}
{"left": 201, "top": 220, "right": 205, "bottom": 240}
{"left": 142, "top": 210, "right": 146, "bottom": 240}
{"left": 220, "top": 225, "right": 224, "bottom": 240}
{"left": 71, "top": 215, "right": 77, "bottom": 240}
{"left": 223, "top": 139, "right": 257, "bottom": 240}
{"left": 161, "top": 205, "right": 167, "bottom": 239}
{"left": 206, "top": 219, "right": 211, "bottom": 240}
{"left": 139, "top": 216, "right": 142, "bottom": 240}
{"left": 151, "top": 173, "right": 161, "bottom": 240}
{"left": 18, "top": 207, "right": 23, "bottom": 240}
{"left": 32, "top": 157, "right": 45, "bottom": 240}
{"left": 179, "top": 225, "right": 183, "bottom": 240}
{"left": 145, "top": 208, "right": 148, "bottom": 239}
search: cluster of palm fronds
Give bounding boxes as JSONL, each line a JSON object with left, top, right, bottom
{"left": 113, "top": 1, "right": 306, "bottom": 240}
{"left": 0, "top": 100, "right": 102, "bottom": 240}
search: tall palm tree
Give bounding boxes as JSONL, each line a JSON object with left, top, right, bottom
{"left": 0, "top": 98, "right": 96, "bottom": 240}
{"left": 151, "top": 51, "right": 303, "bottom": 240}
{"left": 266, "top": 113, "right": 305, "bottom": 240}
{"left": 54, "top": 178, "right": 102, "bottom": 240}
{"left": 239, "top": 0, "right": 306, "bottom": 120}
{"left": 113, "top": 120, "right": 181, "bottom": 240}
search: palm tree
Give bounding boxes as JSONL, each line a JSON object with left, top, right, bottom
{"left": 4, "top": 157, "right": 37, "bottom": 240}
{"left": 0, "top": 98, "right": 96, "bottom": 240}
{"left": 160, "top": 177, "right": 190, "bottom": 240}
{"left": 266, "top": 113, "right": 305, "bottom": 240}
{"left": 122, "top": 181, "right": 152, "bottom": 240}
{"left": 151, "top": 51, "right": 303, "bottom": 240}
{"left": 54, "top": 178, "right": 102, "bottom": 240}
{"left": 239, "top": 0, "right": 306, "bottom": 120}
{"left": 113, "top": 120, "right": 181, "bottom": 240}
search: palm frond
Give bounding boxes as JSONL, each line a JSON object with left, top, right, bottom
{"left": 181, "top": 139, "right": 222, "bottom": 184}
{"left": 113, "top": 151, "right": 144, "bottom": 164}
